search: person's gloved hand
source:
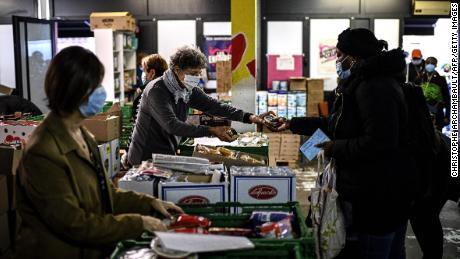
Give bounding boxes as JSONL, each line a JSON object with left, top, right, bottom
{"left": 151, "top": 199, "right": 184, "bottom": 219}
{"left": 315, "top": 141, "right": 335, "bottom": 157}
{"left": 141, "top": 216, "right": 167, "bottom": 232}
{"left": 209, "top": 126, "right": 236, "bottom": 142}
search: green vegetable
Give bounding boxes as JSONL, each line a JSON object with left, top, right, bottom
{"left": 421, "top": 82, "right": 442, "bottom": 103}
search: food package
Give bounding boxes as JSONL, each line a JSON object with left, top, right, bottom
{"left": 258, "top": 218, "right": 293, "bottom": 239}
{"left": 167, "top": 215, "right": 211, "bottom": 229}
{"left": 237, "top": 132, "right": 269, "bottom": 147}
{"left": 151, "top": 154, "right": 211, "bottom": 174}
{"left": 194, "top": 145, "right": 266, "bottom": 166}
{"left": 249, "top": 211, "right": 292, "bottom": 228}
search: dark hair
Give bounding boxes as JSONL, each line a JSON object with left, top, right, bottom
{"left": 169, "top": 46, "right": 207, "bottom": 70}
{"left": 425, "top": 56, "right": 438, "bottom": 65}
{"left": 45, "top": 46, "right": 104, "bottom": 115}
{"left": 142, "top": 54, "right": 168, "bottom": 77}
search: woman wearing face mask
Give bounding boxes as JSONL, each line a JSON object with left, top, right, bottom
{"left": 421, "top": 56, "right": 450, "bottom": 130}
{"left": 16, "top": 46, "right": 184, "bottom": 259}
{"left": 269, "top": 28, "right": 416, "bottom": 258}
{"left": 127, "top": 46, "right": 270, "bottom": 166}
{"left": 132, "top": 54, "right": 168, "bottom": 122}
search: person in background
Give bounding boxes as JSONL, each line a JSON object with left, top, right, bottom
{"left": 270, "top": 28, "right": 415, "bottom": 259}
{"left": 127, "top": 46, "right": 271, "bottom": 166}
{"left": 132, "top": 54, "right": 168, "bottom": 122}
{"left": 407, "top": 49, "right": 425, "bottom": 85}
{"left": 134, "top": 52, "right": 148, "bottom": 91}
{"left": 16, "top": 46, "right": 183, "bottom": 259}
{"left": 420, "top": 56, "right": 450, "bottom": 130}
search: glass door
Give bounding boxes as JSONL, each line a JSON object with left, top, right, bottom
{"left": 13, "top": 16, "right": 56, "bottom": 114}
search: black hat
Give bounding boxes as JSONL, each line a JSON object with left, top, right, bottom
{"left": 336, "top": 28, "right": 388, "bottom": 59}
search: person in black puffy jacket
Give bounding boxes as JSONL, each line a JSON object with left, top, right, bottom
{"left": 271, "top": 28, "right": 416, "bottom": 259}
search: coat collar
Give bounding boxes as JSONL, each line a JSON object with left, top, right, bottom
{"left": 44, "top": 112, "right": 98, "bottom": 162}
{"left": 44, "top": 112, "right": 80, "bottom": 155}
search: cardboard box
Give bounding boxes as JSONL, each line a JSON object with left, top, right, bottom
{"left": 110, "top": 138, "right": 120, "bottom": 177}
{"left": 216, "top": 60, "right": 232, "bottom": 93}
{"left": 0, "top": 213, "right": 10, "bottom": 253}
{"left": 98, "top": 142, "right": 111, "bottom": 176}
{"left": 306, "top": 79, "right": 324, "bottom": 118}
{"left": 159, "top": 182, "right": 228, "bottom": 204}
{"left": 0, "top": 84, "right": 13, "bottom": 96}
{"left": 230, "top": 167, "right": 296, "bottom": 207}
{"left": 83, "top": 115, "right": 120, "bottom": 142}
{"left": 0, "top": 121, "right": 39, "bottom": 145}
{"left": 90, "top": 12, "right": 136, "bottom": 32}
{"left": 289, "top": 77, "right": 307, "bottom": 91}
{"left": 307, "top": 103, "right": 320, "bottom": 117}
{"left": 97, "top": 138, "right": 120, "bottom": 178}
{"left": 281, "top": 134, "right": 301, "bottom": 143}
{"left": 0, "top": 176, "right": 8, "bottom": 214}
{"left": 104, "top": 102, "right": 122, "bottom": 137}
{"left": 158, "top": 173, "right": 228, "bottom": 204}
{"left": 0, "top": 145, "right": 22, "bottom": 176}
{"left": 0, "top": 145, "right": 21, "bottom": 211}
{"left": 118, "top": 179, "right": 156, "bottom": 197}
{"left": 193, "top": 147, "right": 267, "bottom": 167}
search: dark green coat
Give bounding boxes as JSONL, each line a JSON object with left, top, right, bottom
{"left": 16, "top": 112, "right": 155, "bottom": 259}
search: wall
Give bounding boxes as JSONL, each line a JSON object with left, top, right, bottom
{"left": 52, "top": 0, "right": 231, "bottom": 54}
{"left": 52, "top": 0, "right": 230, "bottom": 19}
{"left": 0, "top": 25, "right": 16, "bottom": 88}
{"left": 0, "top": 0, "right": 36, "bottom": 23}
{"left": 260, "top": 0, "right": 413, "bottom": 89}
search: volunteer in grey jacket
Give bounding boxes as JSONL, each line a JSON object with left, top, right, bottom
{"left": 128, "top": 46, "right": 268, "bottom": 165}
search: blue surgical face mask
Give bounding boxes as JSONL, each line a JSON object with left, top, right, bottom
{"left": 336, "top": 61, "right": 351, "bottom": 80}
{"left": 141, "top": 71, "right": 149, "bottom": 85}
{"left": 425, "top": 64, "right": 436, "bottom": 73}
{"left": 412, "top": 59, "right": 422, "bottom": 66}
{"left": 79, "top": 86, "right": 107, "bottom": 118}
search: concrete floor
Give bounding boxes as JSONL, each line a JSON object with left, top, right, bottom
{"left": 406, "top": 201, "right": 460, "bottom": 259}
{"left": 294, "top": 166, "right": 460, "bottom": 259}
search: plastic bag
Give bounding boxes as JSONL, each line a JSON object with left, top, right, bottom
{"left": 310, "top": 150, "right": 346, "bottom": 259}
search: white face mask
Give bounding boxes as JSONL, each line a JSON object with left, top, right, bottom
{"left": 183, "top": 74, "right": 201, "bottom": 91}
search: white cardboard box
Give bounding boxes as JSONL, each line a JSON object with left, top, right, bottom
{"left": 0, "top": 121, "right": 39, "bottom": 145}
{"left": 98, "top": 142, "right": 111, "bottom": 177}
{"left": 97, "top": 138, "right": 120, "bottom": 178}
{"left": 159, "top": 182, "right": 228, "bottom": 204}
{"left": 110, "top": 138, "right": 120, "bottom": 177}
{"left": 230, "top": 168, "right": 296, "bottom": 205}
{"left": 118, "top": 179, "right": 155, "bottom": 196}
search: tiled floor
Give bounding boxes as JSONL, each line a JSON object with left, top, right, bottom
{"left": 294, "top": 166, "right": 460, "bottom": 259}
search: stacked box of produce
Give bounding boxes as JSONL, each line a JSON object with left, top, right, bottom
{"left": 179, "top": 132, "right": 269, "bottom": 157}
{"left": 193, "top": 145, "right": 266, "bottom": 167}
{"left": 118, "top": 155, "right": 227, "bottom": 204}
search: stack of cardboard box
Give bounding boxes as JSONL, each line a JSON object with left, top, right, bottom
{"left": 216, "top": 60, "right": 232, "bottom": 93}
{"left": 0, "top": 145, "right": 22, "bottom": 255}
{"left": 83, "top": 104, "right": 122, "bottom": 178}
{"left": 306, "top": 79, "right": 324, "bottom": 117}
{"left": 266, "top": 132, "right": 301, "bottom": 166}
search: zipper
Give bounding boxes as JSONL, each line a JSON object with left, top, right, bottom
{"left": 333, "top": 94, "right": 344, "bottom": 139}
